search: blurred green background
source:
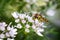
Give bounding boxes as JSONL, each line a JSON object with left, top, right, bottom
{"left": 0, "top": 0, "right": 60, "bottom": 40}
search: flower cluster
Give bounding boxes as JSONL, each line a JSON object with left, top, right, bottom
{"left": 24, "top": 0, "right": 49, "bottom": 6}
{"left": 12, "top": 11, "right": 47, "bottom": 36}
{"left": 0, "top": 22, "right": 17, "bottom": 40}
{"left": 0, "top": 11, "right": 47, "bottom": 40}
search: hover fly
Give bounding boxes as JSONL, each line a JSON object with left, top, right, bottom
{"left": 33, "top": 13, "right": 48, "bottom": 22}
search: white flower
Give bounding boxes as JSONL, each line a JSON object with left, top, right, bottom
{"left": 25, "top": 28, "right": 30, "bottom": 33}
{"left": 22, "top": 19, "right": 26, "bottom": 24}
{"left": 0, "top": 27, "right": 5, "bottom": 31}
{"left": 26, "top": 24, "right": 30, "bottom": 28}
{"left": 7, "top": 38, "right": 14, "bottom": 40}
{"left": 0, "top": 22, "right": 7, "bottom": 27}
{"left": 46, "top": 9, "right": 55, "bottom": 16}
{"left": 15, "top": 19, "right": 20, "bottom": 23}
{"left": 36, "top": 28, "right": 44, "bottom": 32}
{"left": 36, "top": 31, "right": 43, "bottom": 36}
{"left": 9, "top": 27, "right": 17, "bottom": 37}
{"left": 18, "top": 14, "right": 26, "bottom": 19}
{"left": 0, "top": 34, "right": 5, "bottom": 38}
{"left": 34, "top": 19, "right": 39, "bottom": 24}
{"left": 7, "top": 22, "right": 13, "bottom": 31}
{"left": 16, "top": 24, "right": 22, "bottom": 29}
{"left": 36, "top": 28, "right": 44, "bottom": 36}
{"left": 32, "top": 24, "right": 36, "bottom": 29}
{"left": 7, "top": 26, "right": 11, "bottom": 31}
{"left": 37, "top": 22, "right": 44, "bottom": 27}
{"left": 25, "top": 15, "right": 30, "bottom": 18}
{"left": 0, "top": 22, "right": 18, "bottom": 39}
{"left": 5, "top": 32, "right": 10, "bottom": 37}
{"left": 0, "top": 22, "right": 7, "bottom": 31}
{"left": 12, "top": 12, "right": 18, "bottom": 19}
{"left": 27, "top": 16, "right": 34, "bottom": 22}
